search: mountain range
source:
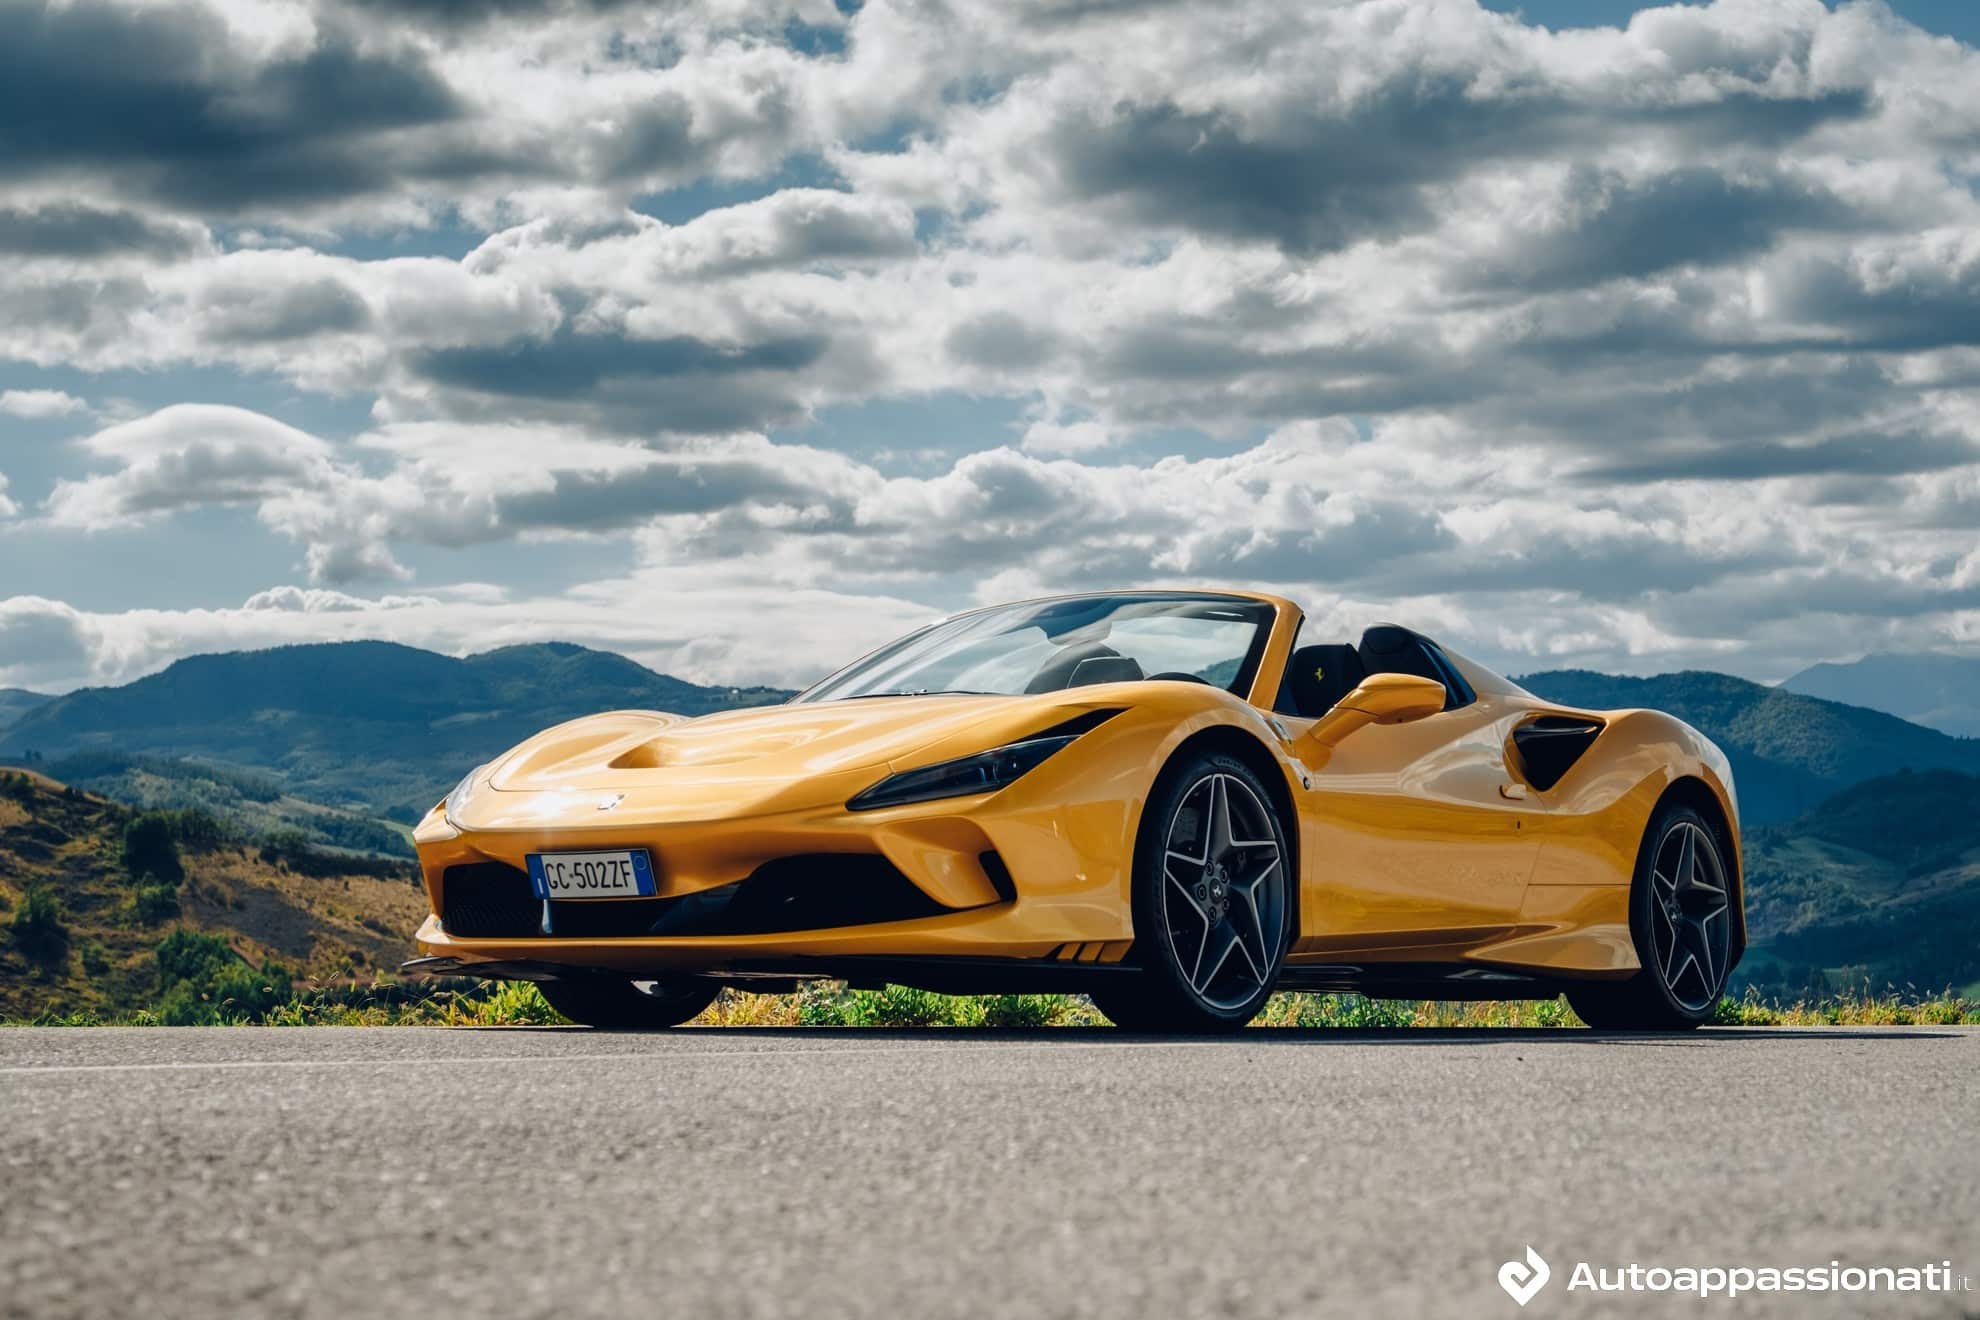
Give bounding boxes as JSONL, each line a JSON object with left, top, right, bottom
{"left": 1781, "top": 651, "right": 1980, "bottom": 738}
{"left": 3, "top": 644, "right": 1975, "bottom": 833}
{"left": 0, "top": 642, "right": 791, "bottom": 825}
{"left": 0, "top": 689, "right": 50, "bottom": 729}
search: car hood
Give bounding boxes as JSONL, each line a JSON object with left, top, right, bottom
{"left": 471, "top": 692, "right": 1115, "bottom": 822}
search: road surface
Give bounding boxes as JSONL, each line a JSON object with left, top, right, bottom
{"left": 2, "top": 1026, "right": 1975, "bottom": 1318}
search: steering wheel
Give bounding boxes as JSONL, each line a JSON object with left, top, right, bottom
{"left": 1147, "top": 671, "right": 1214, "bottom": 685}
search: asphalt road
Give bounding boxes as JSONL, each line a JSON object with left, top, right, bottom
{"left": 2, "top": 1027, "right": 1975, "bottom": 1320}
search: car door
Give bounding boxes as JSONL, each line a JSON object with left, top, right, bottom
{"left": 1282, "top": 661, "right": 1540, "bottom": 957}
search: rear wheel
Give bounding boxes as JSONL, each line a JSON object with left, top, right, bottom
{"left": 1094, "top": 752, "right": 1291, "bottom": 1032}
{"left": 537, "top": 974, "right": 719, "bottom": 1029}
{"left": 1567, "top": 804, "right": 1733, "bottom": 1031}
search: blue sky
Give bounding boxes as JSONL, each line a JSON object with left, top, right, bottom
{"left": 2, "top": 0, "right": 1977, "bottom": 692}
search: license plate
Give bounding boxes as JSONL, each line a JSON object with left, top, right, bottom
{"left": 527, "top": 850, "right": 656, "bottom": 900}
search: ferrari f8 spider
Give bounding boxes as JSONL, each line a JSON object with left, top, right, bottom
{"left": 404, "top": 590, "right": 1742, "bottom": 1031}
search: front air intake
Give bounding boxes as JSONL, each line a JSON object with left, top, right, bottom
{"left": 438, "top": 853, "right": 966, "bottom": 940}
{"left": 440, "top": 861, "right": 540, "bottom": 938}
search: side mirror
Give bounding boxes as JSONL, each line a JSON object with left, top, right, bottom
{"left": 1293, "top": 673, "right": 1446, "bottom": 762}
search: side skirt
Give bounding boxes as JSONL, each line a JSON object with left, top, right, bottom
{"left": 1276, "top": 961, "right": 1601, "bottom": 1001}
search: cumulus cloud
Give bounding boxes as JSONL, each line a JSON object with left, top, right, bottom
{"left": 0, "top": 389, "right": 87, "bottom": 419}
{"left": 45, "top": 405, "right": 339, "bottom": 524}
{"left": 3, "top": 0, "right": 1980, "bottom": 690}
{"left": 0, "top": 576, "right": 934, "bottom": 693}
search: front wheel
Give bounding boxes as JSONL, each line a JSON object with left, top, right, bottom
{"left": 1567, "top": 804, "right": 1734, "bottom": 1031}
{"left": 537, "top": 975, "right": 719, "bottom": 1029}
{"left": 1094, "top": 752, "right": 1292, "bottom": 1032}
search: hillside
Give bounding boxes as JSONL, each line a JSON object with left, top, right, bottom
{"left": 1737, "top": 769, "right": 1980, "bottom": 998}
{"left": 1782, "top": 651, "right": 1980, "bottom": 738}
{"left": 0, "top": 689, "right": 50, "bottom": 730}
{"left": 1514, "top": 668, "right": 1980, "bottom": 823}
{"left": 28, "top": 751, "right": 415, "bottom": 857}
{"left": 0, "top": 641, "right": 794, "bottom": 823}
{"left": 0, "top": 770, "right": 429, "bottom": 1020}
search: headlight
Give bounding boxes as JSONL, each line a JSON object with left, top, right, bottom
{"left": 442, "top": 764, "right": 487, "bottom": 828}
{"left": 848, "top": 711, "right": 1120, "bottom": 811}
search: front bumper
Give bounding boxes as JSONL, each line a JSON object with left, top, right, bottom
{"left": 410, "top": 759, "right": 1148, "bottom": 978}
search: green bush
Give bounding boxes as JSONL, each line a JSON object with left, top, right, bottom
{"left": 977, "top": 994, "right": 1074, "bottom": 1028}
{"left": 78, "top": 940, "right": 110, "bottom": 977}
{"left": 151, "top": 929, "right": 293, "bottom": 1025}
{"left": 788, "top": 985, "right": 1083, "bottom": 1027}
{"left": 166, "top": 808, "right": 229, "bottom": 852}
{"left": 121, "top": 813, "right": 184, "bottom": 884}
{"left": 8, "top": 885, "right": 68, "bottom": 960}
{"left": 154, "top": 929, "right": 237, "bottom": 985}
{"left": 131, "top": 883, "right": 181, "bottom": 925}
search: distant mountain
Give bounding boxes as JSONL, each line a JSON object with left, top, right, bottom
{"left": 0, "top": 689, "right": 51, "bottom": 731}
{"left": 0, "top": 642, "right": 793, "bottom": 822}
{"left": 1513, "top": 669, "right": 1980, "bottom": 824}
{"left": 1781, "top": 652, "right": 1980, "bottom": 739}
{"left": 1738, "top": 769, "right": 1980, "bottom": 998}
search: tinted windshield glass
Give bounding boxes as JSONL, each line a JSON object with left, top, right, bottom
{"left": 798, "top": 594, "right": 1276, "bottom": 703}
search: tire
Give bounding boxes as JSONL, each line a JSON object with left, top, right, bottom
{"left": 537, "top": 974, "right": 719, "bottom": 1029}
{"left": 1094, "top": 751, "right": 1292, "bottom": 1033}
{"left": 1567, "top": 803, "right": 1735, "bottom": 1031}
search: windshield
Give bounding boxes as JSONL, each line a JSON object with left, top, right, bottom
{"left": 797, "top": 593, "right": 1277, "bottom": 703}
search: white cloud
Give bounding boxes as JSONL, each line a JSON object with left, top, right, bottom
{"left": 45, "top": 404, "right": 338, "bottom": 525}
{"left": 0, "top": 575, "right": 935, "bottom": 694}
{"left": 0, "top": 389, "right": 87, "bottom": 420}
{"left": 1020, "top": 419, "right": 1114, "bottom": 455}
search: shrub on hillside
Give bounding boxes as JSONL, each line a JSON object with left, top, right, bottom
{"left": 121, "top": 813, "right": 184, "bottom": 884}
{"left": 8, "top": 885, "right": 69, "bottom": 960}
{"left": 166, "top": 807, "right": 229, "bottom": 852}
{"left": 151, "top": 929, "right": 294, "bottom": 1025}
{"left": 153, "top": 929, "right": 236, "bottom": 985}
{"left": 78, "top": 940, "right": 110, "bottom": 977}
{"left": 131, "top": 883, "right": 181, "bottom": 926}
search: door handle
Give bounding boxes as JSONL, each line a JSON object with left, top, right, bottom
{"left": 1499, "top": 782, "right": 1528, "bottom": 801}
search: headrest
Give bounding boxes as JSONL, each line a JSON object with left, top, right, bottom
{"left": 1358, "top": 623, "right": 1443, "bottom": 685}
{"left": 1286, "top": 643, "right": 1364, "bottom": 717}
{"left": 1025, "top": 641, "right": 1124, "bottom": 693}
{"left": 1066, "top": 656, "right": 1145, "bottom": 688}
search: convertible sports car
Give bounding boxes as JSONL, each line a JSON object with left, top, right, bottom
{"left": 404, "top": 590, "right": 1742, "bottom": 1032}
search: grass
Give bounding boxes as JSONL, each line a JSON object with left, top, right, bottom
{"left": 7, "top": 983, "right": 1975, "bottom": 1028}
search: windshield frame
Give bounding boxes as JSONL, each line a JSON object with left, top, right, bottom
{"left": 792, "top": 591, "right": 1282, "bottom": 705}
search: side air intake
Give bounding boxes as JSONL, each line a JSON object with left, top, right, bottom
{"left": 1511, "top": 717, "right": 1604, "bottom": 792}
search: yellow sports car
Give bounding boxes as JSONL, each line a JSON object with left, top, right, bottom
{"left": 404, "top": 590, "right": 1742, "bottom": 1031}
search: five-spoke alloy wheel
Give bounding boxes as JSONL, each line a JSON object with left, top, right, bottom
{"left": 1568, "top": 803, "right": 1737, "bottom": 1030}
{"left": 1094, "top": 751, "right": 1291, "bottom": 1032}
